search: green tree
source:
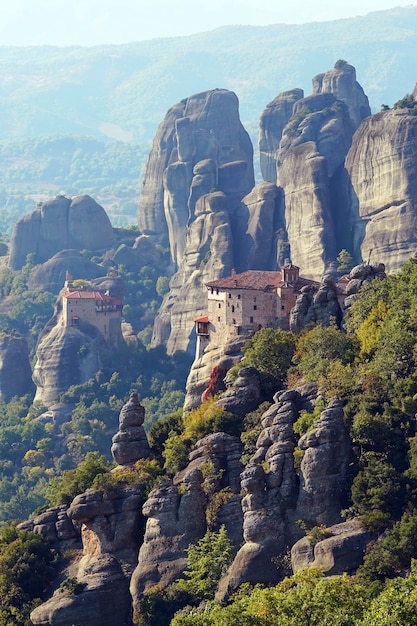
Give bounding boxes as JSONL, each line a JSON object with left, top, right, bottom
{"left": 241, "top": 328, "right": 296, "bottom": 393}
{"left": 176, "top": 526, "right": 234, "bottom": 602}
{"left": 0, "top": 524, "right": 58, "bottom": 626}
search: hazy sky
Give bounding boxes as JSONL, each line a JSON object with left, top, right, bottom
{"left": 1, "top": 1, "right": 415, "bottom": 46}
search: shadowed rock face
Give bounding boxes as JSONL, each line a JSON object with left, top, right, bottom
{"left": 9, "top": 195, "right": 115, "bottom": 270}
{"left": 259, "top": 89, "right": 304, "bottom": 183}
{"left": 30, "top": 554, "right": 132, "bottom": 626}
{"left": 138, "top": 88, "right": 254, "bottom": 268}
{"left": 0, "top": 333, "right": 33, "bottom": 402}
{"left": 27, "top": 250, "right": 104, "bottom": 294}
{"left": 343, "top": 109, "right": 417, "bottom": 272}
{"left": 130, "top": 431, "right": 243, "bottom": 611}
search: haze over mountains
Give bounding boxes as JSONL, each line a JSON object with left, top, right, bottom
{"left": 1, "top": 6, "right": 417, "bottom": 146}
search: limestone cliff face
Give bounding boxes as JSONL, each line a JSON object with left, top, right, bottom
{"left": 259, "top": 89, "right": 304, "bottom": 183}
{"left": 256, "top": 61, "right": 369, "bottom": 280}
{"left": 343, "top": 109, "right": 417, "bottom": 272}
{"left": 151, "top": 192, "right": 235, "bottom": 355}
{"left": 9, "top": 195, "right": 115, "bottom": 270}
{"left": 138, "top": 89, "right": 254, "bottom": 268}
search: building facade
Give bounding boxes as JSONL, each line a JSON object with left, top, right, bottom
{"left": 194, "top": 264, "right": 319, "bottom": 358}
{"left": 62, "top": 281, "right": 123, "bottom": 347}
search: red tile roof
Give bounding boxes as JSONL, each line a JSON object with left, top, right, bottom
{"left": 206, "top": 270, "right": 317, "bottom": 291}
{"left": 63, "top": 291, "right": 122, "bottom": 305}
{"left": 194, "top": 315, "right": 209, "bottom": 323}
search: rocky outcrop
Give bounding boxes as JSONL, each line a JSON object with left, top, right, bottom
{"left": 151, "top": 191, "right": 235, "bottom": 355}
{"left": 30, "top": 554, "right": 132, "bottom": 626}
{"left": 138, "top": 89, "right": 254, "bottom": 268}
{"left": 141, "top": 88, "right": 257, "bottom": 356}
{"left": 130, "top": 474, "right": 207, "bottom": 604}
{"left": 27, "top": 250, "right": 104, "bottom": 294}
{"left": 9, "top": 195, "right": 116, "bottom": 270}
{"left": 67, "top": 485, "right": 145, "bottom": 567}
{"left": 312, "top": 60, "right": 371, "bottom": 129}
{"left": 343, "top": 262, "right": 387, "bottom": 309}
{"left": 130, "top": 432, "right": 243, "bottom": 608}
{"left": 184, "top": 335, "right": 247, "bottom": 413}
{"left": 295, "top": 397, "right": 350, "bottom": 525}
{"left": 111, "top": 393, "right": 150, "bottom": 466}
{"left": 289, "top": 274, "right": 343, "bottom": 332}
{"left": 215, "top": 366, "right": 262, "bottom": 417}
{"left": 291, "top": 519, "right": 374, "bottom": 576}
{"left": 33, "top": 324, "right": 109, "bottom": 405}
{"left": 242, "top": 182, "right": 285, "bottom": 271}
{"left": 259, "top": 89, "right": 304, "bottom": 183}
{"left": 0, "top": 333, "right": 33, "bottom": 402}
{"left": 343, "top": 109, "right": 417, "bottom": 273}
{"left": 219, "top": 390, "right": 351, "bottom": 597}
{"left": 18, "top": 505, "right": 80, "bottom": 548}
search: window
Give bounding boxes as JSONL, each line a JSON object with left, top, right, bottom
{"left": 232, "top": 305, "right": 235, "bottom": 312}
{"left": 238, "top": 294, "right": 241, "bottom": 300}
{"left": 218, "top": 316, "right": 221, "bottom": 322}
{"left": 218, "top": 303, "right": 221, "bottom": 309}
{"left": 232, "top": 318, "right": 236, "bottom": 324}
{"left": 281, "top": 305, "right": 285, "bottom": 310}
{"left": 253, "top": 305, "right": 257, "bottom": 311}
{"left": 250, "top": 316, "right": 254, "bottom": 323}
{"left": 228, "top": 293, "right": 231, "bottom": 298}
{"left": 216, "top": 288, "right": 219, "bottom": 295}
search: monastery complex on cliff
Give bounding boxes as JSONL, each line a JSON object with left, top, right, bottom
{"left": 194, "top": 263, "right": 346, "bottom": 359}
{"left": 61, "top": 276, "right": 123, "bottom": 347}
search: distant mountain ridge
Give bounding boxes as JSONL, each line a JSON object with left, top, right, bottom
{"left": 1, "top": 6, "right": 417, "bottom": 144}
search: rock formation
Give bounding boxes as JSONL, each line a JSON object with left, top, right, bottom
{"left": 30, "top": 553, "right": 132, "bottom": 626}
{"left": 33, "top": 323, "right": 109, "bottom": 405}
{"left": 256, "top": 61, "right": 371, "bottom": 279}
{"left": 312, "top": 59, "right": 371, "bottom": 129}
{"left": 218, "top": 390, "right": 351, "bottom": 597}
{"left": 9, "top": 195, "right": 116, "bottom": 270}
{"left": 27, "top": 250, "right": 104, "bottom": 294}
{"left": 138, "top": 88, "right": 254, "bottom": 267}
{"left": 291, "top": 519, "right": 373, "bottom": 576}
{"left": 343, "top": 109, "right": 417, "bottom": 273}
{"left": 259, "top": 89, "right": 304, "bottom": 183}
{"left": 130, "top": 431, "right": 243, "bottom": 610}
{"left": 0, "top": 333, "right": 33, "bottom": 402}
{"left": 111, "top": 392, "right": 150, "bottom": 466}
{"left": 342, "top": 262, "right": 387, "bottom": 310}
{"left": 289, "top": 274, "right": 343, "bottom": 332}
